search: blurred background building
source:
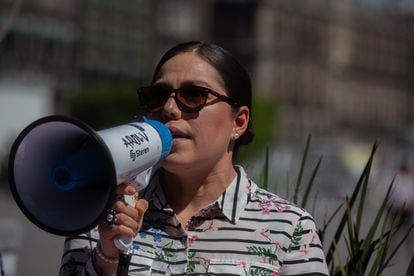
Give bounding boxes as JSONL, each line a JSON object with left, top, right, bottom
{"left": 1, "top": 0, "right": 414, "bottom": 275}
{"left": 1, "top": 0, "right": 414, "bottom": 149}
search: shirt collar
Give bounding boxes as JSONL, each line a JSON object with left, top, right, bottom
{"left": 140, "top": 166, "right": 252, "bottom": 224}
{"left": 216, "top": 165, "right": 250, "bottom": 223}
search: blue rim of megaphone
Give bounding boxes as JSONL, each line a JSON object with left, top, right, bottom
{"left": 143, "top": 117, "right": 172, "bottom": 160}
{"left": 8, "top": 115, "right": 118, "bottom": 236}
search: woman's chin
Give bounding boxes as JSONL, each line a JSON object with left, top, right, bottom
{"left": 162, "top": 152, "right": 191, "bottom": 170}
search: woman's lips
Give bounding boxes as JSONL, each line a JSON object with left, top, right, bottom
{"left": 168, "top": 127, "right": 190, "bottom": 140}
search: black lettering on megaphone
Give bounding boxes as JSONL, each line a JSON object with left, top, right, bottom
{"left": 129, "top": 147, "right": 150, "bottom": 162}
{"left": 122, "top": 131, "right": 149, "bottom": 148}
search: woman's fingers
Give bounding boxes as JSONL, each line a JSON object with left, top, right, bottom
{"left": 116, "top": 182, "right": 137, "bottom": 196}
{"left": 99, "top": 182, "right": 149, "bottom": 242}
{"left": 114, "top": 212, "right": 139, "bottom": 232}
{"left": 136, "top": 199, "right": 149, "bottom": 226}
{"left": 113, "top": 200, "right": 139, "bottom": 222}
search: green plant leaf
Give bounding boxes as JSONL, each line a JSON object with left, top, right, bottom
{"left": 258, "top": 146, "right": 270, "bottom": 190}
{"left": 326, "top": 142, "right": 379, "bottom": 264}
{"left": 368, "top": 204, "right": 394, "bottom": 276}
{"left": 344, "top": 197, "right": 356, "bottom": 259}
{"left": 318, "top": 202, "right": 343, "bottom": 245}
{"left": 301, "top": 156, "right": 322, "bottom": 208}
{"left": 293, "top": 134, "right": 311, "bottom": 204}
{"left": 355, "top": 146, "right": 373, "bottom": 240}
{"left": 382, "top": 216, "right": 414, "bottom": 271}
{"left": 359, "top": 177, "right": 394, "bottom": 270}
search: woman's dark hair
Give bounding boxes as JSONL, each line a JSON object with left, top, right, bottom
{"left": 152, "top": 41, "right": 254, "bottom": 159}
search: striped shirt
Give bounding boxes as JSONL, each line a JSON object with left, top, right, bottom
{"left": 59, "top": 166, "right": 329, "bottom": 275}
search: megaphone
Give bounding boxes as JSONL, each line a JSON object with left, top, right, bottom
{"left": 8, "top": 115, "right": 172, "bottom": 250}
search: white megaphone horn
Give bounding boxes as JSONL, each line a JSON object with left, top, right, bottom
{"left": 8, "top": 115, "right": 172, "bottom": 251}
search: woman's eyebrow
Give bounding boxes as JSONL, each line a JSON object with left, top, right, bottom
{"left": 181, "top": 80, "right": 212, "bottom": 88}
{"left": 154, "top": 80, "right": 215, "bottom": 89}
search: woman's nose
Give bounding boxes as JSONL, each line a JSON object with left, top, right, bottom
{"left": 161, "top": 95, "right": 181, "bottom": 120}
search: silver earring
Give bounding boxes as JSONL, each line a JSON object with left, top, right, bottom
{"left": 233, "top": 133, "right": 239, "bottom": 139}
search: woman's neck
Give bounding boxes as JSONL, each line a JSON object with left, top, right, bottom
{"left": 162, "top": 160, "right": 237, "bottom": 223}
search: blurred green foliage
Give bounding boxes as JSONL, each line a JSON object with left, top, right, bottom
{"left": 238, "top": 95, "right": 279, "bottom": 161}
{"left": 68, "top": 81, "right": 143, "bottom": 129}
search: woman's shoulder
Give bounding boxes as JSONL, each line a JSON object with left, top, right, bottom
{"left": 247, "top": 181, "right": 311, "bottom": 218}
{"left": 237, "top": 165, "right": 311, "bottom": 219}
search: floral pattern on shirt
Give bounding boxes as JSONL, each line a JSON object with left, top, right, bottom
{"left": 251, "top": 188, "right": 293, "bottom": 214}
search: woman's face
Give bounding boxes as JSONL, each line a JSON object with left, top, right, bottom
{"left": 150, "top": 52, "right": 242, "bottom": 173}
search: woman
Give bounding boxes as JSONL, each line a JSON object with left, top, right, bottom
{"left": 59, "top": 41, "right": 328, "bottom": 275}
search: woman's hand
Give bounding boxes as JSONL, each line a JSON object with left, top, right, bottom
{"left": 97, "top": 182, "right": 149, "bottom": 258}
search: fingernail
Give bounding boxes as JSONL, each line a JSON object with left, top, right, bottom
{"left": 137, "top": 200, "right": 148, "bottom": 210}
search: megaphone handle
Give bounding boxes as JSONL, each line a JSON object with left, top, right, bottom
{"left": 113, "top": 169, "right": 152, "bottom": 251}
{"left": 114, "top": 236, "right": 133, "bottom": 251}
{"left": 114, "top": 192, "right": 137, "bottom": 251}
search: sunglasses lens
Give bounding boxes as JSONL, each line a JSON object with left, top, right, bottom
{"left": 177, "top": 86, "right": 207, "bottom": 109}
{"left": 139, "top": 87, "right": 170, "bottom": 112}
{"left": 138, "top": 85, "right": 211, "bottom": 113}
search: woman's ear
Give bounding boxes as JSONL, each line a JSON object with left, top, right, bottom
{"left": 232, "top": 106, "right": 249, "bottom": 138}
